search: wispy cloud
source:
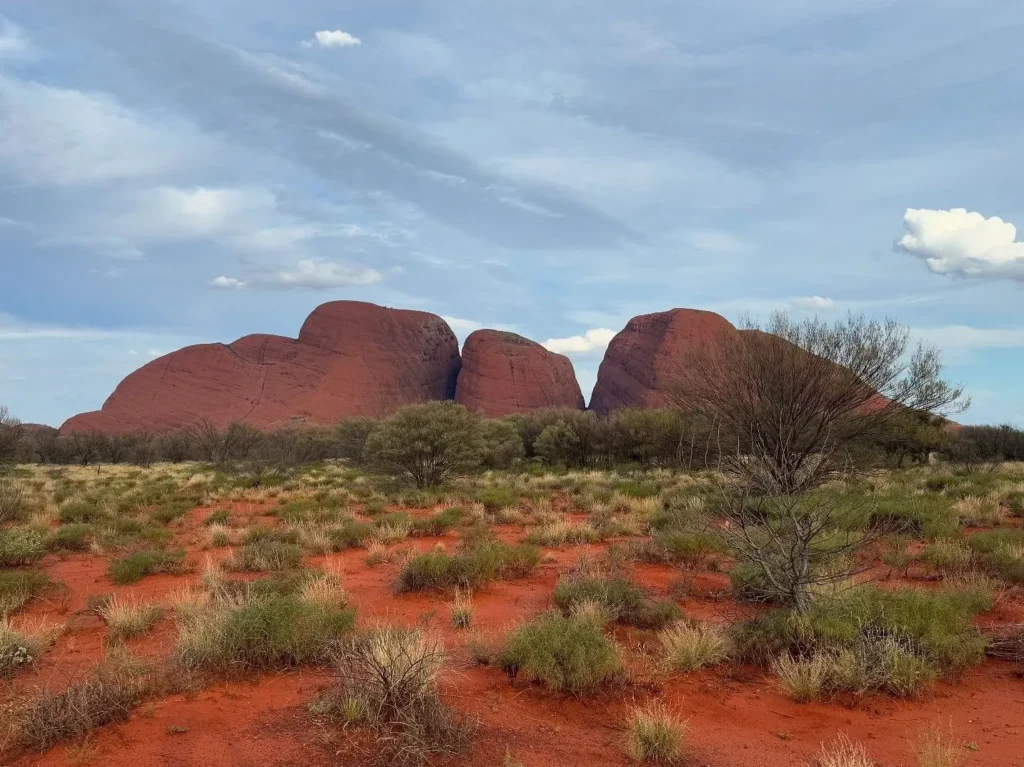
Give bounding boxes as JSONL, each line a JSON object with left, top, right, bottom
{"left": 212, "top": 259, "right": 381, "bottom": 291}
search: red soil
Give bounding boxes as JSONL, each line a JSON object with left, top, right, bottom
{"left": 7, "top": 505, "right": 1024, "bottom": 767}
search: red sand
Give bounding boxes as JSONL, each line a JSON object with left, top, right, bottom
{"left": 7, "top": 503, "right": 1024, "bottom": 767}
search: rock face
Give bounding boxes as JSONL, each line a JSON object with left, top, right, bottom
{"left": 589, "top": 309, "right": 738, "bottom": 414}
{"left": 61, "top": 301, "right": 462, "bottom": 434}
{"left": 454, "top": 330, "right": 585, "bottom": 417}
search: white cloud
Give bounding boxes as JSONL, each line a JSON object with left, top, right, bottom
{"left": 897, "top": 208, "right": 1024, "bottom": 281}
{"left": 214, "top": 260, "right": 382, "bottom": 291}
{"left": 307, "top": 30, "right": 361, "bottom": 48}
{"left": 789, "top": 295, "right": 834, "bottom": 310}
{"left": 914, "top": 325, "right": 1024, "bottom": 351}
{"left": 0, "top": 18, "right": 29, "bottom": 57}
{"left": 209, "top": 276, "right": 246, "bottom": 290}
{"left": 442, "top": 316, "right": 483, "bottom": 333}
{"left": 543, "top": 328, "right": 617, "bottom": 355}
{"left": 685, "top": 230, "right": 748, "bottom": 255}
{"left": 0, "top": 75, "right": 208, "bottom": 186}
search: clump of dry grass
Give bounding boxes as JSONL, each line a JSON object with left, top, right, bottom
{"left": 97, "top": 596, "right": 162, "bottom": 642}
{"left": 818, "top": 734, "right": 874, "bottom": 767}
{"left": 525, "top": 520, "right": 600, "bottom": 547}
{"left": 0, "top": 618, "right": 62, "bottom": 676}
{"left": 955, "top": 496, "right": 1005, "bottom": 527}
{"left": 2, "top": 662, "right": 148, "bottom": 751}
{"left": 206, "top": 523, "right": 233, "bottom": 548}
{"left": 624, "top": 701, "right": 687, "bottom": 764}
{"left": 983, "top": 622, "right": 1024, "bottom": 662}
{"left": 772, "top": 654, "right": 830, "bottom": 703}
{"left": 328, "top": 627, "right": 470, "bottom": 766}
{"left": 659, "top": 621, "right": 730, "bottom": 672}
{"left": 300, "top": 569, "right": 349, "bottom": 610}
{"left": 366, "top": 542, "right": 391, "bottom": 567}
{"left": 450, "top": 588, "right": 472, "bottom": 629}
{"left": 913, "top": 723, "right": 964, "bottom": 767}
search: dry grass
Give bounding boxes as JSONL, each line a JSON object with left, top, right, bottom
{"left": 300, "top": 569, "right": 349, "bottom": 610}
{"left": 913, "top": 723, "right": 964, "bottom": 767}
{"left": 772, "top": 654, "right": 829, "bottom": 703}
{"left": 624, "top": 701, "right": 686, "bottom": 764}
{"left": 96, "top": 596, "right": 162, "bottom": 642}
{"left": 450, "top": 588, "right": 472, "bottom": 629}
{"left": 0, "top": 618, "right": 62, "bottom": 676}
{"left": 206, "top": 523, "right": 233, "bottom": 548}
{"left": 818, "top": 734, "right": 874, "bottom": 767}
{"left": 659, "top": 622, "right": 730, "bottom": 672}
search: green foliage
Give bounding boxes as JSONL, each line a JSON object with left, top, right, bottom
{"left": 203, "top": 509, "right": 231, "bottom": 526}
{"left": 479, "top": 420, "right": 526, "bottom": 470}
{"left": 58, "top": 499, "right": 107, "bottom": 524}
{"left": 0, "top": 477, "right": 25, "bottom": 523}
{"left": 498, "top": 612, "right": 622, "bottom": 693}
{"left": 327, "top": 520, "right": 375, "bottom": 549}
{"left": 553, "top": 575, "right": 680, "bottom": 629}
{"left": 229, "top": 539, "right": 304, "bottom": 572}
{"left": 0, "top": 527, "right": 46, "bottom": 566}
{"left": 476, "top": 485, "right": 519, "bottom": 512}
{"left": 0, "top": 570, "right": 49, "bottom": 615}
{"left": 175, "top": 594, "right": 356, "bottom": 671}
{"left": 968, "top": 529, "right": 1024, "bottom": 583}
{"left": 109, "top": 549, "right": 187, "bottom": 585}
{"left": 732, "top": 586, "right": 988, "bottom": 683}
{"left": 411, "top": 507, "right": 467, "bottom": 537}
{"left": 45, "top": 523, "right": 92, "bottom": 552}
{"left": 397, "top": 541, "right": 539, "bottom": 592}
{"left": 364, "top": 402, "right": 484, "bottom": 488}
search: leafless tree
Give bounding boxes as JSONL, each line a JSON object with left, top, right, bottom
{"left": 672, "top": 313, "right": 968, "bottom": 495}
{"left": 185, "top": 419, "right": 260, "bottom": 468}
{"left": 673, "top": 313, "right": 967, "bottom": 613}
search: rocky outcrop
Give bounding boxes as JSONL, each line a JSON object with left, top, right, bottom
{"left": 454, "top": 330, "right": 584, "bottom": 417}
{"left": 589, "top": 309, "right": 738, "bottom": 414}
{"left": 61, "top": 301, "right": 462, "bottom": 434}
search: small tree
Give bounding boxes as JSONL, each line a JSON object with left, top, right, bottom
{"left": 478, "top": 419, "right": 525, "bottom": 470}
{"left": 0, "top": 406, "right": 24, "bottom": 472}
{"left": 185, "top": 419, "right": 261, "bottom": 468}
{"left": 364, "top": 402, "right": 483, "bottom": 488}
{"left": 673, "top": 312, "right": 966, "bottom": 613}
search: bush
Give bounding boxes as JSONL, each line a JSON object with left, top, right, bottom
{"left": 328, "top": 520, "right": 375, "bottom": 549}
{"left": 0, "top": 570, "right": 49, "bottom": 615}
{"left": 3, "top": 664, "right": 147, "bottom": 751}
{"left": 58, "top": 499, "right": 107, "bottom": 524}
{"left": 109, "top": 549, "right": 187, "bottom": 585}
{"left": 364, "top": 403, "right": 484, "bottom": 488}
{"left": 0, "top": 477, "right": 24, "bottom": 523}
{"left": 968, "top": 529, "right": 1024, "bottom": 583}
{"left": 411, "top": 507, "right": 467, "bottom": 537}
{"left": 175, "top": 594, "right": 355, "bottom": 672}
{"left": 0, "top": 527, "right": 45, "bottom": 566}
{"left": 397, "top": 541, "right": 538, "bottom": 592}
{"left": 97, "top": 596, "right": 163, "bottom": 642}
{"left": 228, "top": 540, "right": 304, "bottom": 572}
{"left": 772, "top": 653, "right": 829, "bottom": 702}
{"left": 476, "top": 486, "right": 519, "bottom": 512}
{"left": 659, "top": 622, "right": 730, "bottom": 672}
{"left": 46, "top": 524, "right": 92, "bottom": 552}
{"left": 624, "top": 702, "right": 686, "bottom": 764}
{"left": 733, "top": 586, "right": 987, "bottom": 695}
{"left": 554, "top": 575, "right": 680, "bottom": 629}
{"left": 329, "top": 627, "right": 469, "bottom": 766}
{"left": 1, "top": 619, "right": 57, "bottom": 676}
{"left": 499, "top": 612, "right": 622, "bottom": 694}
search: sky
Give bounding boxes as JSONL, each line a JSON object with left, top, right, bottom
{"left": 1, "top": 0, "right": 1023, "bottom": 427}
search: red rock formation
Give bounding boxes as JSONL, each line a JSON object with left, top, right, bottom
{"left": 589, "top": 309, "right": 738, "bottom": 414}
{"left": 454, "top": 330, "right": 584, "bottom": 417}
{"left": 61, "top": 302, "right": 462, "bottom": 435}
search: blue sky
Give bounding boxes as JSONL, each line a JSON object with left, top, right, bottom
{"left": 2, "top": 0, "right": 1023, "bottom": 427}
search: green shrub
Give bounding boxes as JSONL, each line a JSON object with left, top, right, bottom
{"left": 732, "top": 586, "right": 988, "bottom": 683}
{"left": 327, "top": 520, "right": 375, "bottom": 549}
{"left": 229, "top": 540, "right": 304, "bottom": 572}
{"left": 0, "top": 478, "right": 25, "bottom": 523}
{"left": 0, "top": 527, "right": 46, "bottom": 566}
{"left": 477, "top": 486, "right": 518, "bottom": 512}
{"left": 498, "top": 612, "right": 622, "bottom": 693}
{"left": 109, "top": 549, "right": 187, "bottom": 585}
{"left": 554, "top": 575, "right": 679, "bottom": 629}
{"left": 58, "top": 500, "right": 107, "bottom": 524}
{"left": 0, "top": 570, "right": 49, "bottom": 615}
{"left": 45, "top": 524, "right": 92, "bottom": 553}
{"left": 397, "top": 541, "right": 539, "bottom": 592}
{"left": 411, "top": 507, "right": 467, "bottom": 537}
{"left": 203, "top": 509, "right": 231, "bottom": 526}
{"left": 968, "top": 529, "right": 1024, "bottom": 583}
{"left": 175, "top": 594, "right": 355, "bottom": 671}
{"left": 868, "top": 494, "right": 959, "bottom": 539}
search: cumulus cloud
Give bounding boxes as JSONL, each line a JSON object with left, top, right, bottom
{"left": 897, "top": 208, "right": 1024, "bottom": 281}
{"left": 209, "top": 276, "right": 246, "bottom": 290}
{"left": 213, "top": 260, "right": 381, "bottom": 291}
{"left": 543, "top": 328, "right": 617, "bottom": 355}
{"left": 442, "top": 316, "right": 483, "bottom": 333}
{"left": 789, "top": 295, "right": 834, "bottom": 310}
{"left": 306, "top": 30, "right": 361, "bottom": 48}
